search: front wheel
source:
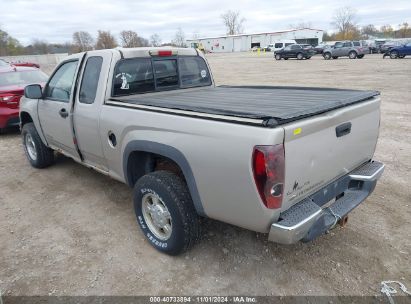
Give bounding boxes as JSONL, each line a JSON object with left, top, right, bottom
{"left": 297, "top": 53, "right": 304, "bottom": 60}
{"left": 133, "top": 171, "right": 200, "bottom": 255}
{"left": 390, "top": 51, "right": 399, "bottom": 59}
{"left": 275, "top": 54, "right": 281, "bottom": 60}
{"left": 357, "top": 54, "right": 364, "bottom": 59}
{"left": 22, "top": 123, "right": 54, "bottom": 168}
{"left": 323, "top": 52, "right": 331, "bottom": 60}
{"left": 349, "top": 51, "right": 357, "bottom": 59}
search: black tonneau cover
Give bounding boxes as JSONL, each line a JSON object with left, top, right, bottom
{"left": 110, "top": 86, "right": 379, "bottom": 127}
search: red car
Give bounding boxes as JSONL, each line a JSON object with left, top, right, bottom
{"left": 0, "top": 65, "right": 48, "bottom": 132}
{"left": 0, "top": 58, "right": 40, "bottom": 69}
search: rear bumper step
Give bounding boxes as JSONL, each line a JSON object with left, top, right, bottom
{"left": 268, "top": 160, "right": 384, "bottom": 244}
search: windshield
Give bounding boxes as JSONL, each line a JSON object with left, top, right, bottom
{"left": 112, "top": 56, "right": 212, "bottom": 97}
{"left": 0, "top": 70, "right": 48, "bottom": 88}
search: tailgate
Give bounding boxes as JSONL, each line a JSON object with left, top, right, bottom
{"left": 281, "top": 97, "right": 380, "bottom": 211}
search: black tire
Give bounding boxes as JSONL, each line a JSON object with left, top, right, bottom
{"left": 297, "top": 52, "right": 304, "bottom": 60}
{"left": 133, "top": 171, "right": 200, "bottom": 255}
{"left": 21, "top": 123, "right": 54, "bottom": 168}
{"left": 357, "top": 54, "right": 364, "bottom": 59}
{"left": 399, "top": 55, "right": 405, "bottom": 59}
{"left": 323, "top": 52, "right": 331, "bottom": 60}
{"left": 284, "top": 58, "right": 289, "bottom": 60}
{"left": 349, "top": 51, "right": 357, "bottom": 59}
{"left": 275, "top": 54, "right": 281, "bottom": 60}
{"left": 390, "top": 51, "right": 398, "bottom": 59}
{"left": 332, "top": 56, "right": 338, "bottom": 59}
{"left": 306, "top": 56, "right": 311, "bottom": 59}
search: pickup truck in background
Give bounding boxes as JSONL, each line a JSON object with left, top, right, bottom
{"left": 20, "top": 47, "right": 384, "bottom": 255}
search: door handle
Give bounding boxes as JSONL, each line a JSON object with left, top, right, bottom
{"left": 336, "top": 122, "right": 352, "bottom": 137}
{"left": 59, "top": 108, "right": 68, "bottom": 118}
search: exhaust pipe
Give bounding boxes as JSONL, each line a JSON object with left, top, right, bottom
{"left": 338, "top": 215, "right": 349, "bottom": 227}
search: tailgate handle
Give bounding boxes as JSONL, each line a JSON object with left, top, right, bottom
{"left": 336, "top": 122, "right": 352, "bottom": 137}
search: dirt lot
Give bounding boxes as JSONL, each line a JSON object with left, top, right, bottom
{"left": 0, "top": 53, "right": 410, "bottom": 297}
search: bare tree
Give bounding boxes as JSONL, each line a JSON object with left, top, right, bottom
{"left": 331, "top": 7, "right": 358, "bottom": 40}
{"left": 221, "top": 10, "right": 245, "bottom": 35}
{"left": 398, "top": 22, "right": 411, "bottom": 38}
{"left": 31, "top": 39, "right": 50, "bottom": 54}
{"left": 380, "top": 24, "right": 394, "bottom": 38}
{"left": 95, "top": 30, "right": 118, "bottom": 50}
{"left": 172, "top": 28, "right": 186, "bottom": 47}
{"left": 120, "top": 30, "right": 141, "bottom": 47}
{"left": 361, "top": 24, "right": 378, "bottom": 38}
{"left": 72, "top": 31, "right": 94, "bottom": 52}
{"left": 150, "top": 33, "right": 162, "bottom": 47}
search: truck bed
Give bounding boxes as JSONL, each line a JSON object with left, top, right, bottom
{"left": 109, "top": 86, "right": 379, "bottom": 127}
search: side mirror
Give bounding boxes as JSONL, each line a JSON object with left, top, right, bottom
{"left": 24, "top": 84, "right": 43, "bottom": 99}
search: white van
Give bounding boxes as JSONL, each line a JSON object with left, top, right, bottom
{"left": 266, "top": 40, "right": 297, "bottom": 52}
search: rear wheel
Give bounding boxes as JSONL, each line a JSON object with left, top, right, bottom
{"left": 349, "top": 51, "right": 357, "bottom": 59}
{"left": 22, "top": 123, "right": 54, "bottom": 168}
{"left": 332, "top": 56, "right": 338, "bottom": 59}
{"left": 357, "top": 54, "right": 364, "bottom": 59}
{"left": 133, "top": 171, "right": 200, "bottom": 255}
{"left": 297, "top": 53, "right": 304, "bottom": 60}
{"left": 275, "top": 54, "right": 281, "bottom": 60}
{"left": 284, "top": 58, "right": 289, "bottom": 60}
{"left": 306, "top": 56, "right": 311, "bottom": 59}
{"left": 323, "top": 52, "right": 331, "bottom": 60}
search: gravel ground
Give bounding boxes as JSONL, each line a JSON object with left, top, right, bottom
{"left": 0, "top": 52, "right": 410, "bottom": 297}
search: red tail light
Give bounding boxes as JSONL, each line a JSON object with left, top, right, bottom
{"left": 252, "top": 145, "right": 285, "bottom": 209}
{"left": 0, "top": 94, "right": 21, "bottom": 107}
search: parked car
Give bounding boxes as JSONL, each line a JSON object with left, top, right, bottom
{"left": 375, "top": 39, "right": 387, "bottom": 53}
{"left": 11, "top": 61, "right": 40, "bottom": 69}
{"left": 274, "top": 44, "right": 315, "bottom": 60}
{"left": 0, "top": 66, "right": 48, "bottom": 132}
{"left": 314, "top": 42, "right": 329, "bottom": 54}
{"left": 322, "top": 41, "right": 367, "bottom": 59}
{"left": 387, "top": 42, "right": 411, "bottom": 59}
{"left": 266, "top": 40, "right": 296, "bottom": 53}
{"left": 20, "top": 47, "right": 384, "bottom": 255}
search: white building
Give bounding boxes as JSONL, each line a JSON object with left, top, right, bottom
{"left": 187, "top": 28, "right": 324, "bottom": 53}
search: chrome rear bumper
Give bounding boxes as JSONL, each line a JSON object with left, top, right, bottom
{"left": 268, "top": 160, "right": 384, "bottom": 244}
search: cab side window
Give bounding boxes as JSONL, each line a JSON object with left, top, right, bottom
{"left": 79, "top": 57, "right": 103, "bottom": 104}
{"left": 44, "top": 60, "right": 78, "bottom": 102}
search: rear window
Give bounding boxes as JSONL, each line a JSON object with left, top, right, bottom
{"left": 0, "top": 70, "right": 48, "bottom": 88}
{"left": 275, "top": 43, "right": 283, "bottom": 48}
{"left": 353, "top": 41, "right": 360, "bottom": 46}
{"left": 112, "top": 56, "right": 211, "bottom": 97}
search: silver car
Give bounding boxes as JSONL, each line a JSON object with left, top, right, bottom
{"left": 323, "top": 41, "right": 368, "bottom": 59}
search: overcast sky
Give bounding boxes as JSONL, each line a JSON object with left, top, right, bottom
{"left": 1, "top": 0, "right": 410, "bottom": 45}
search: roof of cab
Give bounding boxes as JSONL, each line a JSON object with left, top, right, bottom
{"left": 63, "top": 47, "right": 199, "bottom": 62}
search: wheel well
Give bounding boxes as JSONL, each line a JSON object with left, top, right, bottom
{"left": 127, "top": 151, "right": 185, "bottom": 187}
{"left": 20, "top": 112, "right": 33, "bottom": 126}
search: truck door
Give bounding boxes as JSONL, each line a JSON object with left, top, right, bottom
{"left": 73, "top": 51, "right": 113, "bottom": 171}
{"left": 38, "top": 59, "right": 82, "bottom": 159}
